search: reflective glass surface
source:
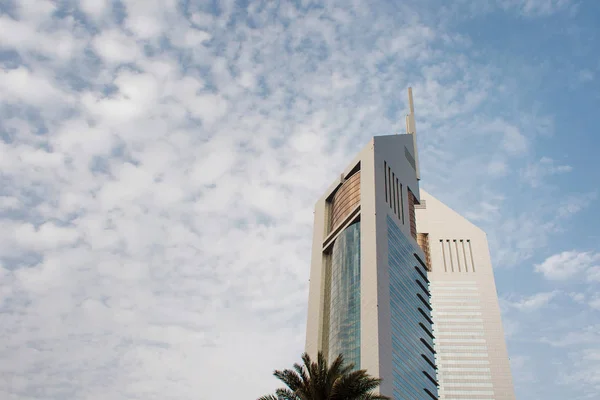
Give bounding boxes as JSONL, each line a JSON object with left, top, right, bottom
{"left": 328, "top": 221, "right": 361, "bottom": 369}
{"left": 387, "top": 216, "right": 438, "bottom": 400}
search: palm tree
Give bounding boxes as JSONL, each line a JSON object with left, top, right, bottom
{"left": 258, "top": 352, "right": 391, "bottom": 400}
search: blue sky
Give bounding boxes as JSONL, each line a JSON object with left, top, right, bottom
{"left": 0, "top": 0, "right": 599, "bottom": 399}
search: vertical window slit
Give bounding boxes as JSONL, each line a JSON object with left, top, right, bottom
{"left": 388, "top": 166, "right": 392, "bottom": 208}
{"left": 384, "top": 161, "right": 388, "bottom": 204}
{"left": 440, "top": 239, "right": 447, "bottom": 272}
{"left": 447, "top": 240, "right": 454, "bottom": 272}
{"left": 468, "top": 240, "right": 476, "bottom": 272}
{"left": 392, "top": 172, "right": 397, "bottom": 215}
{"left": 454, "top": 240, "right": 461, "bottom": 272}
{"left": 461, "top": 240, "right": 469, "bottom": 272}
{"left": 394, "top": 178, "right": 398, "bottom": 219}
{"left": 400, "top": 183, "right": 404, "bottom": 224}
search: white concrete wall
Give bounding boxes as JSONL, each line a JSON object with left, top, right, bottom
{"left": 416, "top": 190, "right": 516, "bottom": 400}
{"left": 371, "top": 134, "right": 424, "bottom": 396}
{"left": 305, "top": 134, "right": 426, "bottom": 399}
{"left": 305, "top": 140, "right": 374, "bottom": 360}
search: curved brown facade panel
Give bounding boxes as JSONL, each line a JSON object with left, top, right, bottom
{"left": 408, "top": 189, "right": 417, "bottom": 240}
{"left": 416, "top": 233, "right": 431, "bottom": 271}
{"left": 330, "top": 171, "right": 361, "bottom": 230}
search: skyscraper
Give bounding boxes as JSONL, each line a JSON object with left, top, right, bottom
{"left": 305, "top": 88, "right": 515, "bottom": 399}
{"left": 305, "top": 90, "right": 438, "bottom": 399}
{"left": 416, "top": 192, "right": 516, "bottom": 400}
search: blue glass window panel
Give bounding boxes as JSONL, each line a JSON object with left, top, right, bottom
{"left": 387, "top": 216, "right": 438, "bottom": 400}
{"left": 328, "top": 221, "right": 361, "bottom": 369}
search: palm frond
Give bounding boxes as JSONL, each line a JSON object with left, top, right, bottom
{"left": 274, "top": 369, "right": 304, "bottom": 392}
{"left": 262, "top": 351, "right": 388, "bottom": 400}
{"left": 275, "top": 388, "right": 301, "bottom": 400}
{"left": 257, "top": 395, "right": 279, "bottom": 400}
{"left": 293, "top": 362, "right": 310, "bottom": 388}
{"left": 331, "top": 369, "right": 384, "bottom": 400}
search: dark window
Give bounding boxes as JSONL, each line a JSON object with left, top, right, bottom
{"left": 417, "top": 293, "right": 432, "bottom": 311}
{"left": 421, "top": 354, "right": 437, "bottom": 370}
{"left": 424, "top": 388, "right": 438, "bottom": 400}
{"left": 414, "top": 266, "right": 430, "bottom": 284}
{"left": 418, "top": 308, "right": 433, "bottom": 325}
{"left": 420, "top": 338, "right": 435, "bottom": 355}
{"left": 422, "top": 371, "right": 438, "bottom": 387}
{"left": 416, "top": 280, "right": 431, "bottom": 297}
{"left": 419, "top": 322, "right": 434, "bottom": 340}
{"left": 414, "top": 253, "right": 428, "bottom": 273}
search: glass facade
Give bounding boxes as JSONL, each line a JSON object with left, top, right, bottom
{"left": 328, "top": 221, "right": 361, "bottom": 369}
{"left": 387, "top": 216, "right": 438, "bottom": 400}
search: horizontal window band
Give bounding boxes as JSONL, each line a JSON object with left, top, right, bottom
{"left": 430, "top": 287, "right": 479, "bottom": 298}
{"left": 440, "top": 375, "right": 492, "bottom": 381}
{"left": 438, "top": 360, "right": 490, "bottom": 365}
{"left": 437, "top": 353, "right": 489, "bottom": 358}
{"left": 443, "top": 382, "right": 493, "bottom": 388}
{"left": 434, "top": 312, "right": 482, "bottom": 316}
{"left": 433, "top": 305, "right": 482, "bottom": 310}
{"left": 442, "top": 390, "right": 495, "bottom": 395}
{"left": 433, "top": 298, "right": 481, "bottom": 303}
{"left": 435, "top": 331, "right": 485, "bottom": 336}
{"left": 439, "top": 367, "right": 491, "bottom": 372}
{"left": 434, "top": 339, "right": 486, "bottom": 343}
{"left": 436, "top": 345, "right": 487, "bottom": 350}
{"left": 434, "top": 318, "right": 484, "bottom": 323}
{"left": 433, "top": 326, "right": 486, "bottom": 332}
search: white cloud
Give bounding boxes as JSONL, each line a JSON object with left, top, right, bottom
{"left": 181, "top": 29, "right": 212, "bottom": 47}
{"left": 0, "top": 1, "right": 595, "bottom": 399}
{"left": 541, "top": 324, "right": 600, "bottom": 347}
{"left": 14, "top": 222, "right": 80, "bottom": 252}
{"left": 501, "top": 124, "right": 528, "bottom": 155}
{"left": 15, "top": 0, "right": 57, "bottom": 22}
{"left": 569, "top": 292, "right": 586, "bottom": 303}
{"left": 79, "top": 0, "right": 110, "bottom": 19}
{"left": 535, "top": 251, "right": 600, "bottom": 281}
{"left": 589, "top": 296, "right": 600, "bottom": 311}
{"left": 0, "top": 196, "right": 20, "bottom": 210}
{"left": 510, "top": 355, "right": 535, "bottom": 383}
{"left": 126, "top": 15, "right": 164, "bottom": 39}
{"left": 557, "top": 192, "right": 598, "bottom": 217}
{"left": 0, "top": 67, "right": 65, "bottom": 107}
{"left": 521, "top": 157, "right": 572, "bottom": 188}
{"left": 499, "top": 0, "right": 575, "bottom": 16}
{"left": 92, "top": 30, "right": 143, "bottom": 65}
{"left": 579, "top": 69, "right": 595, "bottom": 83}
{"left": 587, "top": 266, "right": 600, "bottom": 282}
{"left": 488, "top": 159, "right": 508, "bottom": 177}
{"left": 502, "top": 317, "right": 520, "bottom": 338}
{"left": 505, "top": 291, "right": 560, "bottom": 311}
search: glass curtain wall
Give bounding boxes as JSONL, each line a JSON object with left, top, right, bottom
{"left": 387, "top": 216, "right": 438, "bottom": 400}
{"left": 328, "top": 221, "right": 361, "bottom": 369}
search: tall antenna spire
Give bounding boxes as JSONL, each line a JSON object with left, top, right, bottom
{"left": 405, "top": 87, "right": 420, "bottom": 180}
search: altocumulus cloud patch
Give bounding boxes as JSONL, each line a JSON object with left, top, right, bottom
{"left": 0, "top": 0, "right": 599, "bottom": 400}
